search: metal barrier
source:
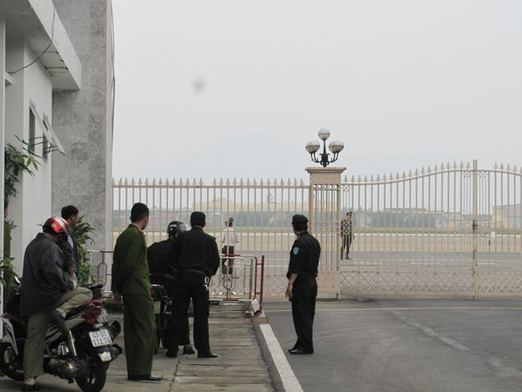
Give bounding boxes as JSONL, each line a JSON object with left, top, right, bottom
{"left": 209, "top": 254, "right": 264, "bottom": 306}
{"left": 86, "top": 249, "right": 265, "bottom": 309}
{"left": 84, "top": 250, "right": 112, "bottom": 297}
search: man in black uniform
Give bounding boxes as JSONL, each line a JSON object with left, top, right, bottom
{"left": 285, "top": 214, "right": 321, "bottom": 355}
{"left": 148, "top": 220, "right": 195, "bottom": 357}
{"left": 170, "top": 211, "right": 220, "bottom": 358}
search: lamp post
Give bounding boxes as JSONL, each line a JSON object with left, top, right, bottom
{"left": 306, "top": 128, "right": 344, "bottom": 167}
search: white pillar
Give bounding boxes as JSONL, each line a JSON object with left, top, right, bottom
{"left": 306, "top": 166, "right": 346, "bottom": 299}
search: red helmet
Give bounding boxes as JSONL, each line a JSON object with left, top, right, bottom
{"left": 43, "top": 217, "right": 68, "bottom": 236}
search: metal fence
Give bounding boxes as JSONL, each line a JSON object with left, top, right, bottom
{"left": 341, "top": 161, "right": 522, "bottom": 297}
{"left": 112, "top": 178, "right": 309, "bottom": 296}
{"left": 112, "top": 160, "right": 522, "bottom": 297}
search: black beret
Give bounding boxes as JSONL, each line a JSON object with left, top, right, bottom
{"left": 190, "top": 211, "right": 206, "bottom": 226}
{"left": 291, "top": 214, "right": 308, "bottom": 226}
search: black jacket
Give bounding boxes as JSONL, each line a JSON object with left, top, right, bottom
{"left": 148, "top": 239, "right": 176, "bottom": 277}
{"left": 20, "top": 233, "right": 72, "bottom": 316}
{"left": 286, "top": 231, "right": 321, "bottom": 279}
{"left": 171, "top": 227, "right": 220, "bottom": 277}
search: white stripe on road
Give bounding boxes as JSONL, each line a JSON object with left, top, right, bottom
{"left": 259, "top": 323, "right": 304, "bottom": 392}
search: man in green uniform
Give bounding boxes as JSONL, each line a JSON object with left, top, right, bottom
{"left": 112, "top": 202, "right": 162, "bottom": 382}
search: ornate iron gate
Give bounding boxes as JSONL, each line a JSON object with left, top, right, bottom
{"left": 341, "top": 160, "right": 522, "bottom": 296}
{"left": 112, "top": 161, "right": 522, "bottom": 297}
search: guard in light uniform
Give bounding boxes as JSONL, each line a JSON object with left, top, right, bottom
{"left": 285, "top": 214, "right": 321, "bottom": 355}
{"left": 170, "top": 211, "right": 220, "bottom": 358}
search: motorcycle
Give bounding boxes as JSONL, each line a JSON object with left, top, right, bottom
{"left": 150, "top": 282, "right": 171, "bottom": 353}
{"left": 0, "top": 278, "right": 122, "bottom": 392}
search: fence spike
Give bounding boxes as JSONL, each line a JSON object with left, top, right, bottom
{"left": 500, "top": 163, "right": 505, "bottom": 170}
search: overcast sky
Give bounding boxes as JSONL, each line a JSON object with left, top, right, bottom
{"left": 111, "top": 0, "right": 522, "bottom": 181}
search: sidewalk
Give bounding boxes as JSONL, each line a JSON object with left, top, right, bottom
{"left": 0, "top": 302, "right": 276, "bottom": 392}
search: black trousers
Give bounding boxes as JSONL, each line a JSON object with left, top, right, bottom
{"left": 174, "top": 273, "right": 211, "bottom": 353}
{"left": 291, "top": 275, "right": 317, "bottom": 351}
{"left": 341, "top": 234, "right": 353, "bottom": 259}
{"left": 221, "top": 246, "right": 235, "bottom": 274}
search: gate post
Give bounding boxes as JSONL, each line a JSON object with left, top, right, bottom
{"left": 306, "top": 167, "right": 346, "bottom": 299}
{"left": 472, "top": 159, "right": 478, "bottom": 298}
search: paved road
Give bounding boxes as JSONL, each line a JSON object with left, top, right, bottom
{"left": 264, "top": 296, "right": 522, "bottom": 392}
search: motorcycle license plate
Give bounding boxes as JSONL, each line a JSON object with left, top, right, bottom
{"left": 89, "top": 328, "right": 112, "bottom": 347}
{"left": 153, "top": 301, "right": 161, "bottom": 314}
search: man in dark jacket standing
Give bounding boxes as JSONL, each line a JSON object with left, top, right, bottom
{"left": 148, "top": 220, "right": 194, "bottom": 357}
{"left": 60, "top": 205, "right": 80, "bottom": 274}
{"left": 21, "top": 217, "right": 92, "bottom": 391}
{"left": 112, "top": 203, "right": 161, "bottom": 382}
{"left": 170, "top": 211, "right": 220, "bottom": 358}
{"left": 285, "top": 214, "right": 321, "bottom": 355}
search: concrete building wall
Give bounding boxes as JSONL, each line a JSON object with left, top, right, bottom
{"left": 5, "top": 40, "right": 55, "bottom": 270}
{"left": 51, "top": 0, "right": 114, "bottom": 251}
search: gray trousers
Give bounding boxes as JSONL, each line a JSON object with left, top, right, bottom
{"left": 23, "top": 287, "right": 93, "bottom": 379}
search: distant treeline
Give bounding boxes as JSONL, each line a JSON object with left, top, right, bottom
{"left": 113, "top": 209, "right": 454, "bottom": 230}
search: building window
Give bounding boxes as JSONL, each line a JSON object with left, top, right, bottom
{"left": 29, "top": 108, "right": 36, "bottom": 154}
{"left": 42, "top": 120, "right": 49, "bottom": 161}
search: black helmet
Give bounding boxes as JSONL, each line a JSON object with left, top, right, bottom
{"left": 167, "top": 220, "right": 188, "bottom": 236}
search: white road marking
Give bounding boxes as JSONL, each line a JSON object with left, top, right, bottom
{"left": 259, "top": 323, "right": 304, "bottom": 392}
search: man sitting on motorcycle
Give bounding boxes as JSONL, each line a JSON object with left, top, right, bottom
{"left": 20, "top": 217, "right": 93, "bottom": 392}
{"left": 147, "top": 220, "right": 195, "bottom": 357}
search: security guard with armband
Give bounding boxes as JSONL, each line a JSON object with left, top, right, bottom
{"left": 285, "top": 214, "right": 321, "bottom": 355}
{"left": 170, "top": 211, "right": 220, "bottom": 358}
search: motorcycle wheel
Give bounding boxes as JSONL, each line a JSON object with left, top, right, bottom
{"left": 75, "top": 353, "right": 107, "bottom": 392}
{"left": 0, "top": 342, "right": 24, "bottom": 381}
{"left": 154, "top": 330, "right": 160, "bottom": 353}
{"left": 154, "top": 313, "right": 162, "bottom": 353}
